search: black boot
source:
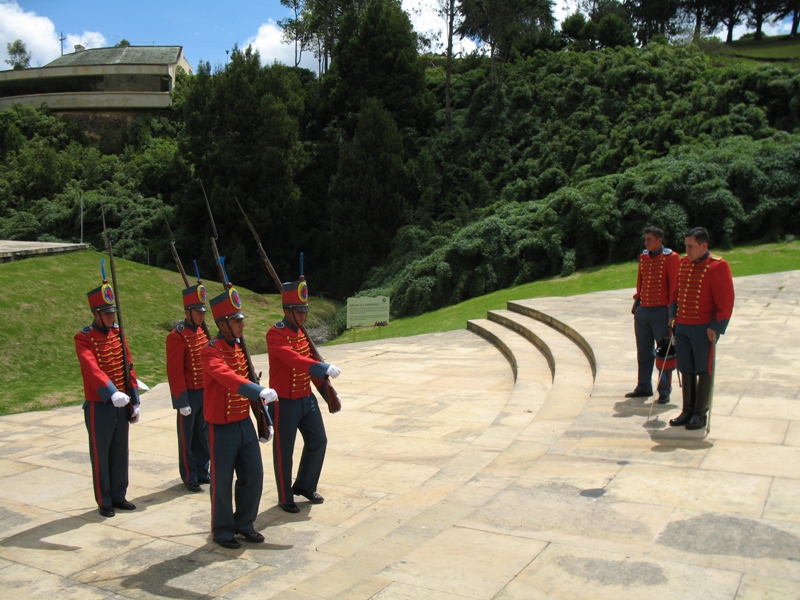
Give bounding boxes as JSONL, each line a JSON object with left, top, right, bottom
{"left": 669, "top": 373, "right": 695, "bottom": 427}
{"left": 686, "top": 372, "right": 714, "bottom": 431}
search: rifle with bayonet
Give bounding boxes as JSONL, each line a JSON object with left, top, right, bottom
{"left": 202, "top": 184, "right": 274, "bottom": 441}
{"left": 235, "top": 197, "right": 342, "bottom": 414}
{"left": 162, "top": 210, "right": 212, "bottom": 340}
{"left": 100, "top": 204, "right": 136, "bottom": 421}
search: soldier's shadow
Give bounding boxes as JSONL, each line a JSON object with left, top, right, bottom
{"left": 117, "top": 541, "right": 293, "bottom": 599}
{"left": 612, "top": 396, "right": 672, "bottom": 419}
{"left": 0, "top": 488, "right": 179, "bottom": 552}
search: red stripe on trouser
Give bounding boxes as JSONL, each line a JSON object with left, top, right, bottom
{"left": 707, "top": 339, "right": 715, "bottom": 375}
{"left": 274, "top": 401, "right": 286, "bottom": 504}
{"left": 89, "top": 403, "right": 103, "bottom": 506}
{"left": 208, "top": 425, "right": 216, "bottom": 535}
{"left": 179, "top": 413, "right": 190, "bottom": 484}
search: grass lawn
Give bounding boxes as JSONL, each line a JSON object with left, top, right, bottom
{"left": 0, "top": 251, "right": 333, "bottom": 415}
{"left": 332, "top": 239, "right": 800, "bottom": 345}
{"left": 1, "top": 240, "right": 798, "bottom": 415}
{"left": 729, "top": 35, "right": 800, "bottom": 60}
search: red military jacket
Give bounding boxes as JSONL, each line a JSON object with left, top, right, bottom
{"left": 634, "top": 247, "right": 680, "bottom": 308}
{"left": 201, "top": 335, "right": 264, "bottom": 425}
{"left": 675, "top": 252, "right": 735, "bottom": 334}
{"left": 166, "top": 321, "right": 209, "bottom": 409}
{"left": 266, "top": 320, "right": 329, "bottom": 399}
{"left": 74, "top": 323, "right": 140, "bottom": 404}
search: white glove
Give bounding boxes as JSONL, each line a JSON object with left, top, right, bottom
{"left": 259, "top": 425, "right": 275, "bottom": 444}
{"left": 111, "top": 391, "right": 130, "bottom": 408}
{"left": 179, "top": 406, "right": 192, "bottom": 417}
{"left": 131, "top": 405, "right": 140, "bottom": 424}
{"left": 259, "top": 388, "right": 278, "bottom": 403}
{"left": 326, "top": 365, "right": 341, "bottom": 379}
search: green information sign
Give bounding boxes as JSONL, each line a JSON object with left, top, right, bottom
{"left": 346, "top": 296, "right": 390, "bottom": 328}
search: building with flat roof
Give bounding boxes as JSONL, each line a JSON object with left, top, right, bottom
{"left": 0, "top": 45, "right": 192, "bottom": 112}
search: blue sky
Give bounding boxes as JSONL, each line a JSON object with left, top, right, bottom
{"left": 1, "top": 0, "right": 793, "bottom": 75}
{"left": 1, "top": 0, "right": 318, "bottom": 71}
{"left": 1, "top": 0, "right": 477, "bottom": 73}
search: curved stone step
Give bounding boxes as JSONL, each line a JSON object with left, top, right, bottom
{"left": 466, "top": 318, "right": 553, "bottom": 450}
{"left": 486, "top": 309, "right": 595, "bottom": 445}
{"left": 507, "top": 300, "right": 597, "bottom": 381}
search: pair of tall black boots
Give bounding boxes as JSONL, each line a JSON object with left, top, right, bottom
{"left": 669, "top": 371, "right": 713, "bottom": 431}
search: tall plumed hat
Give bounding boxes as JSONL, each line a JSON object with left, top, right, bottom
{"left": 87, "top": 258, "right": 117, "bottom": 313}
{"left": 210, "top": 287, "right": 246, "bottom": 322}
{"left": 182, "top": 284, "right": 208, "bottom": 312}
{"left": 282, "top": 276, "right": 309, "bottom": 312}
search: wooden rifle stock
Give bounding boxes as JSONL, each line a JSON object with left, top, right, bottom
{"left": 234, "top": 197, "right": 342, "bottom": 413}
{"left": 100, "top": 205, "right": 135, "bottom": 421}
{"left": 203, "top": 185, "right": 273, "bottom": 439}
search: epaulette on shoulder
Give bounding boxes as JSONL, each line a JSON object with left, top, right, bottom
{"left": 275, "top": 321, "right": 285, "bottom": 329}
{"left": 641, "top": 249, "right": 650, "bottom": 256}
{"left": 663, "top": 248, "right": 673, "bottom": 255}
{"left": 208, "top": 338, "right": 217, "bottom": 347}
{"left": 81, "top": 325, "right": 93, "bottom": 334}
{"left": 710, "top": 254, "right": 722, "bottom": 261}
{"left": 112, "top": 323, "right": 120, "bottom": 329}
{"left": 176, "top": 323, "right": 185, "bottom": 332}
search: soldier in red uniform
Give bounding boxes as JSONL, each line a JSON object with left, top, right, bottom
{"left": 267, "top": 277, "right": 341, "bottom": 513}
{"left": 166, "top": 283, "right": 211, "bottom": 493}
{"left": 626, "top": 226, "right": 680, "bottom": 403}
{"left": 669, "top": 227, "right": 735, "bottom": 431}
{"left": 201, "top": 287, "right": 277, "bottom": 549}
{"left": 74, "top": 265, "right": 140, "bottom": 518}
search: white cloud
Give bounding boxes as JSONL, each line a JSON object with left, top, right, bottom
{"left": 245, "top": 20, "right": 319, "bottom": 72}
{"left": 0, "top": 0, "right": 60, "bottom": 67}
{"left": 0, "top": 1, "right": 108, "bottom": 69}
{"left": 66, "top": 31, "right": 107, "bottom": 52}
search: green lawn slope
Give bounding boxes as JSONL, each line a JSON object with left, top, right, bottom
{"left": 333, "top": 239, "right": 800, "bottom": 345}
{"left": 1, "top": 241, "right": 798, "bottom": 415}
{"left": 0, "top": 250, "right": 311, "bottom": 415}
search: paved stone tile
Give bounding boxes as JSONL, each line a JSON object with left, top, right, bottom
{"left": 379, "top": 527, "right": 548, "bottom": 599}
{"left": 650, "top": 508, "right": 800, "bottom": 583}
{"left": 0, "top": 563, "right": 124, "bottom": 599}
{"left": 700, "top": 441, "right": 800, "bottom": 479}
{"left": 605, "top": 462, "right": 772, "bottom": 518}
{"left": 0, "top": 269, "right": 798, "bottom": 597}
{"left": 736, "top": 573, "right": 800, "bottom": 599}
{"left": 72, "top": 538, "right": 263, "bottom": 598}
{"left": 494, "top": 542, "right": 741, "bottom": 600}
{"left": 763, "top": 477, "right": 800, "bottom": 523}
{"left": 0, "top": 464, "right": 94, "bottom": 506}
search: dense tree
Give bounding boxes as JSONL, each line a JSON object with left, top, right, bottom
{"left": 174, "top": 46, "right": 306, "bottom": 290}
{"left": 5, "top": 39, "right": 31, "bottom": 70}
{"left": 561, "top": 1, "right": 633, "bottom": 50}
{"left": 627, "top": 0, "right": 681, "bottom": 45}
{"left": 713, "top": 0, "right": 750, "bottom": 42}
{"left": 775, "top": 0, "right": 800, "bottom": 37}
{"left": 324, "top": 0, "right": 436, "bottom": 134}
{"left": 458, "top": 0, "right": 555, "bottom": 77}
{"left": 328, "top": 98, "right": 410, "bottom": 297}
{"left": 745, "top": 0, "right": 785, "bottom": 39}
{"left": 679, "top": 0, "right": 719, "bottom": 39}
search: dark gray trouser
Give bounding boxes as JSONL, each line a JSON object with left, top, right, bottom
{"left": 270, "top": 393, "right": 327, "bottom": 506}
{"left": 208, "top": 418, "right": 263, "bottom": 540}
{"left": 177, "top": 388, "right": 210, "bottom": 485}
{"left": 84, "top": 400, "right": 129, "bottom": 508}
{"left": 634, "top": 305, "right": 672, "bottom": 396}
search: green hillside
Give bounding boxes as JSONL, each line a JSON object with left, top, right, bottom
{"left": 0, "top": 250, "right": 337, "bottom": 415}
{"left": 729, "top": 35, "right": 800, "bottom": 61}
{"left": 4, "top": 241, "right": 796, "bottom": 416}
{"left": 334, "top": 239, "right": 800, "bottom": 345}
